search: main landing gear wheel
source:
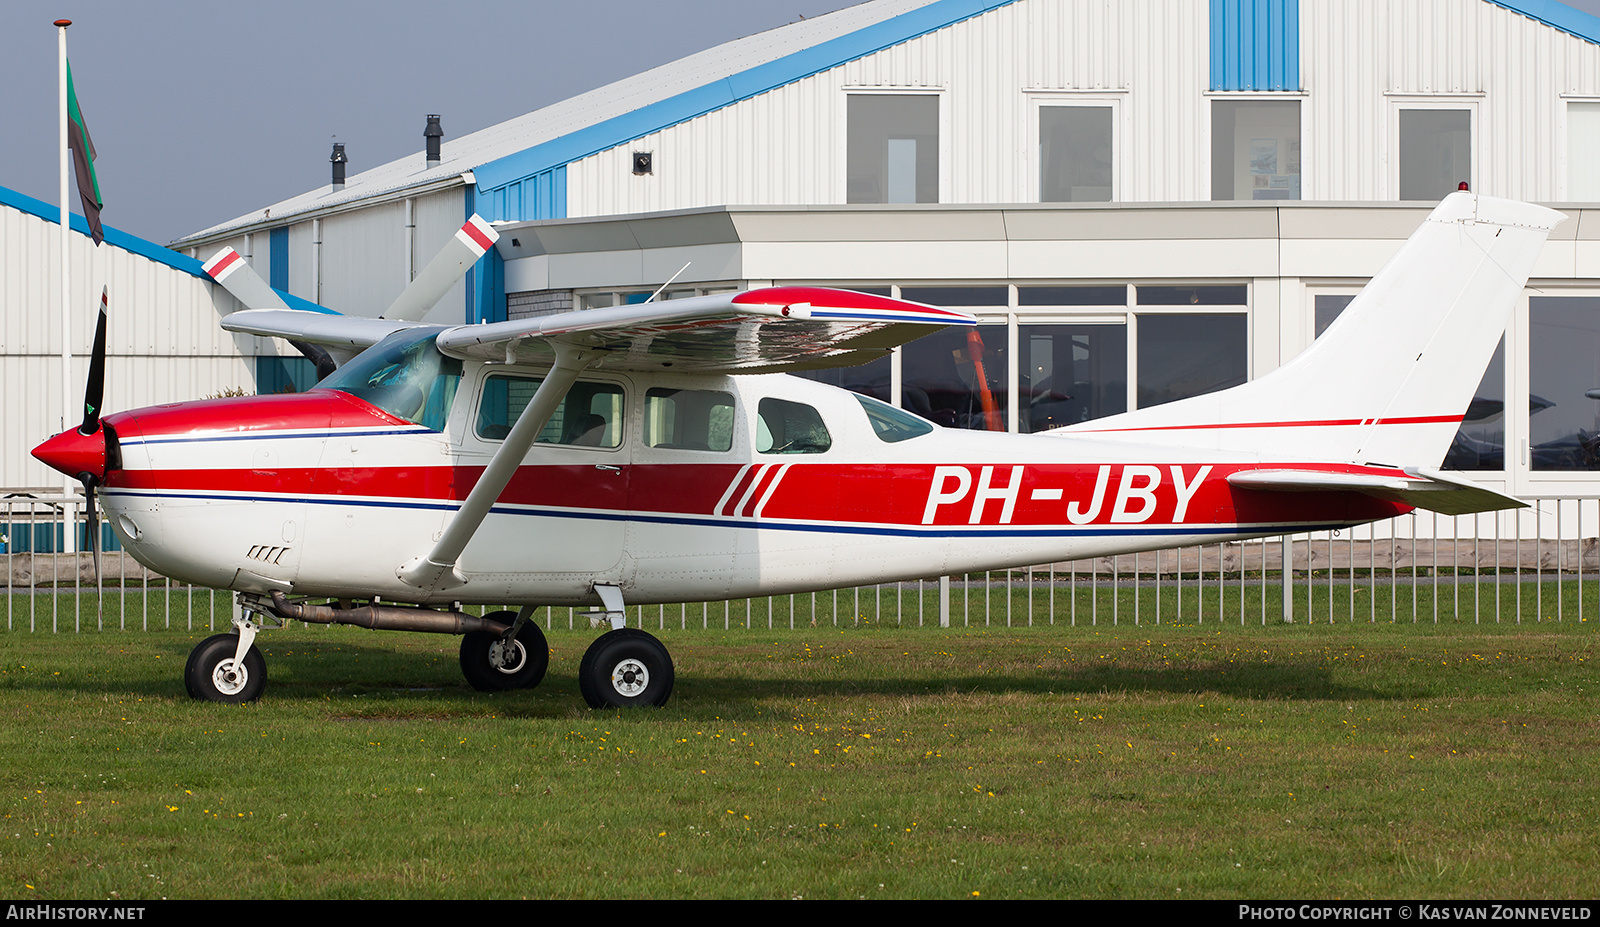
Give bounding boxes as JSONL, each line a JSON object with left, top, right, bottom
{"left": 578, "top": 628, "right": 675, "bottom": 708}
{"left": 459, "top": 612, "right": 549, "bottom": 692}
{"left": 184, "top": 633, "right": 266, "bottom": 704}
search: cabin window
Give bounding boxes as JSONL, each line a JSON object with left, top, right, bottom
{"left": 475, "top": 375, "right": 624, "bottom": 448}
{"left": 854, "top": 394, "right": 934, "bottom": 443}
{"left": 645, "top": 388, "right": 735, "bottom": 452}
{"left": 319, "top": 328, "right": 462, "bottom": 431}
{"left": 756, "top": 399, "right": 832, "bottom": 454}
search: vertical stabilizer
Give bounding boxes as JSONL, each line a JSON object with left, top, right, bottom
{"left": 1057, "top": 193, "right": 1565, "bottom": 466}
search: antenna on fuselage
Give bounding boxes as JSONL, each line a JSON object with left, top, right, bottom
{"left": 643, "top": 262, "right": 691, "bottom": 304}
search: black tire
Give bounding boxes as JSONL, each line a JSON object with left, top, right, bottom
{"left": 184, "top": 633, "right": 266, "bottom": 704}
{"left": 459, "top": 612, "right": 549, "bottom": 692}
{"left": 578, "top": 628, "right": 674, "bottom": 708}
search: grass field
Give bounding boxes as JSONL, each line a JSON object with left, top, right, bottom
{"left": 0, "top": 602, "right": 1596, "bottom": 899}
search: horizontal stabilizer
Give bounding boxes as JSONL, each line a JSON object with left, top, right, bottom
{"left": 382, "top": 215, "right": 499, "bottom": 322}
{"left": 203, "top": 247, "right": 291, "bottom": 312}
{"left": 1228, "top": 467, "right": 1526, "bottom": 516}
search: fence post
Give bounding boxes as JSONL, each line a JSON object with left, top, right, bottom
{"left": 939, "top": 575, "right": 950, "bottom": 628}
{"left": 1281, "top": 535, "right": 1294, "bottom": 623}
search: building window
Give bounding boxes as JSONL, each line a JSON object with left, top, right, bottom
{"left": 901, "top": 324, "right": 1009, "bottom": 431}
{"left": 1018, "top": 323, "right": 1127, "bottom": 432}
{"left": 847, "top": 94, "right": 939, "bottom": 204}
{"left": 1398, "top": 109, "right": 1471, "bottom": 201}
{"left": 1040, "top": 106, "right": 1113, "bottom": 202}
{"left": 1530, "top": 297, "right": 1600, "bottom": 471}
{"left": 1135, "top": 313, "right": 1248, "bottom": 409}
{"left": 1211, "top": 100, "right": 1301, "bottom": 201}
{"left": 1569, "top": 103, "right": 1600, "bottom": 201}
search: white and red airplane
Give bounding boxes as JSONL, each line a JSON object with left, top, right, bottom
{"left": 32, "top": 192, "right": 1562, "bottom": 707}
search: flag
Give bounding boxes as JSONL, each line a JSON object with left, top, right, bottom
{"left": 66, "top": 60, "right": 103, "bottom": 245}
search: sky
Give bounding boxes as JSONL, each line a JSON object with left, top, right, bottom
{"left": 0, "top": 0, "right": 864, "bottom": 245}
{"left": 5, "top": 0, "right": 1600, "bottom": 246}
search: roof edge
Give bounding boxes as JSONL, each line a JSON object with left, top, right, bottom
{"left": 0, "top": 182, "right": 207, "bottom": 277}
{"left": 474, "top": 0, "right": 1019, "bottom": 195}
{"left": 1486, "top": 0, "right": 1600, "bottom": 45}
{"left": 0, "top": 182, "right": 337, "bottom": 316}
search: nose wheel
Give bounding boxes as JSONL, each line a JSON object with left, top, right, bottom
{"left": 578, "top": 628, "right": 674, "bottom": 708}
{"left": 184, "top": 633, "right": 267, "bottom": 703}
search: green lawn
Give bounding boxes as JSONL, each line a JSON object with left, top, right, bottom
{"left": 0, "top": 613, "right": 1595, "bottom": 899}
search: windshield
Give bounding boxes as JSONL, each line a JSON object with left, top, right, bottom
{"left": 854, "top": 393, "right": 935, "bottom": 443}
{"left": 319, "top": 328, "right": 462, "bottom": 431}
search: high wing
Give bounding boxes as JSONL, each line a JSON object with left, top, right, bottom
{"left": 1226, "top": 466, "right": 1526, "bottom": 516}
{"left": 434, "top": 286, "right": 976, "bottom": 374}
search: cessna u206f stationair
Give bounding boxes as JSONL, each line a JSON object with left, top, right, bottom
{"left": 32, "top": 193, "right": 1563, "bottom": 707}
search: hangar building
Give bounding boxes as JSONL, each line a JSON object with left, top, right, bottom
{"left": 15, "top": 0, "right": 1600, "bottom": 512}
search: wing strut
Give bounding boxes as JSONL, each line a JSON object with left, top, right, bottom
{"left": 397, "top": 343, "right": 600, "bottom": 593}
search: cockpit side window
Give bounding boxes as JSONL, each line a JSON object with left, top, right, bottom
{"left": 645, "top": 388, "right": 734, "bottom": 451}
{"left": 319, "top": 328, "right": 462, "bottom": 431}
{"left": 854, "top": 393, "right": 935, "bottom": 443}
{"left": 475, "top": 374, "right": 624, "bottom": 448}
{"left": 757, "top": 398, "right": 832, "bottom": 454}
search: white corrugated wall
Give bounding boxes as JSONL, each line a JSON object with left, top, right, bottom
{"left": 0, "top": 203, "right": 254, "bottom": 488}
{"left": 566, "top": 0, "right": 1600, "bottom": 214}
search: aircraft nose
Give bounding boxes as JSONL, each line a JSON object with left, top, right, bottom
{"left": 32, "top": 425, "right": 109, "bottom": 481}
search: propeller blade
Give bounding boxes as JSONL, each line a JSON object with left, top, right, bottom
{"left": 82, "top": 473, "right": 102, "bottom": 618}
{"left": 381, "top": 215, "right": 499, "bottom": 322}
{"left": 80, "top": 287, "right": 107, "bottom": 435}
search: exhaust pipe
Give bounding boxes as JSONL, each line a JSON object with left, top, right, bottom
{"left": 268, "top": 591, "right": 509, "bottom": 635}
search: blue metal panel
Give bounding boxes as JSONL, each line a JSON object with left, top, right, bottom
{"left": 1210, "top": 0, "right": 1300, "bottom": 91}
{"left": 473, "top": 0, "right": 1019, "bottom": 218}
{"left": 268, "top": 227, "right": 288, "bottom": 292}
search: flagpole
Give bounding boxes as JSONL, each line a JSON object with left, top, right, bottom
{"left": 56, "top": 18, "right": 77, "bottom": 555}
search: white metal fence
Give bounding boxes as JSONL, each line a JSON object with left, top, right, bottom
{"left": 4, "top": 493, "right": 1597, "bottom": 632}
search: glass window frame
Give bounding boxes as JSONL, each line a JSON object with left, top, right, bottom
{"left": 1030, "top": 94, "right": 1123, "bottom": 204}
{"left": 843, "top": 90, "right": 944, "bottom": 205}
{"left": 1389, "top": 97, "right": 1479, "bottom": 202}
{"left": 1208, "top": 94, "right": 1306, "bottom": 202}
{"left": 472, "top": 371, "right": 628, "bottom": 450}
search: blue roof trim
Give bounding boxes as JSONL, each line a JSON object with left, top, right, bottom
{"left": 474, "top": 0, "right": 1020, "bottom": 200}
{"left": 0, "top": 181, "right": 206, "bottom": 276}
{"left": 0, "top": 182, "right": 337, "bottom": 316}
{"left": 1486, "top": 0, "right": 1600, "bottom": 45}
